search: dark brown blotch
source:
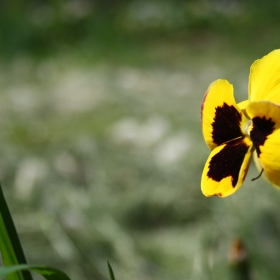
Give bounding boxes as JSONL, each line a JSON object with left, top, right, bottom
{"left": 209, "top": 193, "right": 223, "bottom": 197}
{"left": 207, "top": 137, "right": 250, "bottom": 187}
{"left": 250, "top": 117, "right": 275, "bottom": 156}
{"left": 212, "top": 103, "right": 243, "bottom": 145}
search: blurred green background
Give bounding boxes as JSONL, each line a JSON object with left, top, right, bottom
{"left": 1, "top": 0, "right": 280, "bottom": 279}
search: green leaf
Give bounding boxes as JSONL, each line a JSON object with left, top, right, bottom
{"left": 0, "top": 265, "right": 71, "bottom": 280}
{"left": 0, "top": 185, "right": 33, "bottom": 280}
{"left": 107, "top": 259, "right": 115, "bottom": 280}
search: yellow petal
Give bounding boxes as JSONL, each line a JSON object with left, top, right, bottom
{"left": 237, "top": 100, "right": 250, "bottom": 118}
{"left": 253, "top": 151, "right": 279, "bottom": 188}
{"left": 247, "top": 101, "right": 280, "bottom": 187}
{"left": 254, "top": 130, "right": 280, "bottom": 187}
{"left": 201, "top": 79, "right": 246, "bottom": 150}
{"left": 201, "top": 136, "right": 253, "bottom": 197}
{"left": 249, "top": 49, "right": 280, "bottom": 104}
{"left": 237, "top": 100, "right": 249, "bottom": 111}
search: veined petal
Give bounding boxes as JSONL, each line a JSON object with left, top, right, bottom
{"left": 249, "top": 49, "right": 280, "bottom": 104}
{"left": 201, "top": 79, "right": 246, "bottom": 150}
{"left": 201, "top": 136, "right": 253, "bottom": 197}
{"left": 247, "top": 101, "right": 280, "bottom": 187}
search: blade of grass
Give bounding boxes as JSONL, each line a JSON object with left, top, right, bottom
{"left": 107, "top": 259, "right": 115, "bottom": 280}
{"left": 0, "top": 184, "right": 33, "bottom": 280}
{"left": 0, "top": 264, "right": 71, "bottom": 280}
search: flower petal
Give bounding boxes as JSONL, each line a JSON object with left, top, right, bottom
{"left": 247, "top": 101, "right": 280, "bottom": 187}
{"left": 201, "top": 79, "right": 246, "bottom": 150}
{"left": 201, "top": 136, "right": 253, "bottom": 197}
{"left": 249, "top": 49, "right": 280, "bottom": 104}
{"left": 237, "top": 100, "right": 249, "bottom": 110}
{"left": 253, "top": 130, "right": 280, "bottom": 187}
{"left": 253, "top": 151, "right": 279, "bottom": 188}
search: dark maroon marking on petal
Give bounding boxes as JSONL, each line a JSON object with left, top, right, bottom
{"left": 250, "top": 117, "right": 275, "bottom": 156}
{"left": 209, "top": 193, "right": 223, "bottom": 197}
{"left": 211, "top": 103, "right": 243, "bottom": 145}
{"left": 207, "top": 137, "right": 250, "bottom": 187}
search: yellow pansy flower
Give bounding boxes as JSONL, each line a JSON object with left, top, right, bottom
{"left": 201, "top": 49, "right": 280, "bottom": 197}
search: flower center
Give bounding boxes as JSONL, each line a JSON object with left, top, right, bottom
{"left": 242, "top": 119, "right": 252, "bottom": 136}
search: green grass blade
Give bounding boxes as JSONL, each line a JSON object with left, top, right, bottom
{"left": 107, "top": 259, "right": 115, "bottom": 280}
{"left": 0, "top": 185, "right": 33, "bottom": 280}
{"left": 0, "top": 265, "right": 71, "bottom": 280}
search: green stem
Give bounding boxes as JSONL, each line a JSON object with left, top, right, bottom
{"left": 228, "top": 238, "right": 251, "bottom": 280}
{"left": 0, "top": 184, "right": 33, "bottom": 280}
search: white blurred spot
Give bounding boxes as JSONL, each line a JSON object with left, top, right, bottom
{"left": 63, "top": 0, "right": 94, "bottom": 19}
{"left": 110, "top": 116, "right": 169, "bottom": 148}
{"left": 137, "top": 116, "right": 170, "bottom": 147}
{"left": 110, "top": 117, "right": 139, "bottom": 144}
{"left": 54, "top": 152, "right": 78, "bottom": 177}
{"left": 14, "top": 158, "right": 48, "bottom": 200}
{"left": 154, "top": 132, "right": 191, "bottom": 167}
{"left": 6, "top": 85, "right": 40, "bottom": 113}
{"left": 199, "top": 65, "right": 223, "bottom": 85}
{"left": 164, "top": 72, "right": 194, "bottom": 96}
{"left": 116, "top": 67, "right": 194, "bottom": 97}
{"left": 52, "top": 68, "right": 107, "bottom": 113}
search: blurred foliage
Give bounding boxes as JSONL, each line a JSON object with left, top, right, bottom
{"left": 1, "top": 0, "right": 280, "bottom": 58}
